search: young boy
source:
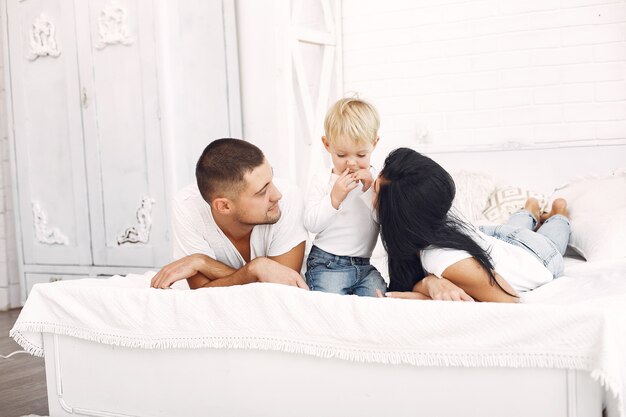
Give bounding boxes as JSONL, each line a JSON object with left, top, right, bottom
{"left": 303, "top": 97, "right": 387, "bottom": 296}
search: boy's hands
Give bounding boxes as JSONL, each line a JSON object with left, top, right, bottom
{"left": 330, "top": 168, "right": 374, "bottom": 209}
{"left": 330, "top": 168, "right": 359, "bottom": 209}
{"left": 352, "top": 169, "right": 374, "bottom": 192}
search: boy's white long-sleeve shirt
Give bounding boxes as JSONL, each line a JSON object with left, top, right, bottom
{"left": 304, "top": 167, "right": 379, "bottom": 258}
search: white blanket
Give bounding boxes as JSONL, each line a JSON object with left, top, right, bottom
{"left": 10, "top": 259, "right": 626, "bottom": 417}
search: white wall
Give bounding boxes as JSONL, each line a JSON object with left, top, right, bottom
{"left": 235, "top": 0, "right": 286, "bottom": 175}
{"left": 341, "top": 0, "right": 626, "bottom": 167}
{"left": 157, "top": 0, "right": 241, "bottom": 193}
{"left": 236, "top": 0, "right": 342, "bottom": 188}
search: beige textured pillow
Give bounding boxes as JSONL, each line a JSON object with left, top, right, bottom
{"left": 483, "top": 187, "right": 548, "bottom": 224}
{"left": 549, "top": 171, "right": 626, "bottom": 261}
{"left": 451, "top": 171, "right": 496, "bottom": 224}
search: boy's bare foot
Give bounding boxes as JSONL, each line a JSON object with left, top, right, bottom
{"left": 524, "top": 197, "right": 541, "bottom": 224}
{"left": 540, "top": 198, "right": 568, "bottom": 222}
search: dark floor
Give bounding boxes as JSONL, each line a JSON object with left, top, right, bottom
{"left": 0, "top": 308, "right": 48, "bottom": 417}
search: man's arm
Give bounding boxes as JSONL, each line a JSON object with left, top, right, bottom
{"left": 268, "top": 241, "right": 305, "bottom": 272}
{"left": 192, "top": 241, "right": 305, "bottom": 288}
{"left": 201, "top": 256, "right": 308, "bottom": 289}
{"left": 151, "top": 254, "right": 237, "bottom": 289}
{"left": 150, "top": 253, "right": 308, "bottom": 290}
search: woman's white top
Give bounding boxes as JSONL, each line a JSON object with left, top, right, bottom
{"left": 420, "top": 228, "right": 553, "bottom": 293}
{"left": 304, "top": 167, "right": 379, "bottom": 258}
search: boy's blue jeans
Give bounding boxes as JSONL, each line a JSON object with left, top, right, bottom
{"left": 479, "top": 210, "right": 570, "bottom": 278}
{"left": 305, "top": 245, "right": 387, "bottom": 297}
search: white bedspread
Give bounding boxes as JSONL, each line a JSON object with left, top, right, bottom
{"left": 10, "top": 258, "right": 626, "bottom": 417}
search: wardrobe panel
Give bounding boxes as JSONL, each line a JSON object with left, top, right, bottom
{"left": 77, "top": 0, "right": 168, "bottom": 267}
{"left": 6, "top": 0, "right": 92, "bottom": 265}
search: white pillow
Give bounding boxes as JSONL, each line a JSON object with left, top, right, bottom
{"left": 451, "top": 171, "right": 496, "bottom": 224}
{"left": 549, "top": 170, "right": 626, "bottom": 262}
{"left": 483, "top": 187, "right": 548, "bottom": 224}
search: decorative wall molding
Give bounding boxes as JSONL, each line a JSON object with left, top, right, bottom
{"left": 117, "top": 196, "right": 155, "bottom": 245}
{"left": 27, "top": 14, "right": 61, "bottom": 60}
{"left": 32, "top": 202, "right": 69, "bottom": 245}
{"left": 96, "top": 2, "right": 134, "bottom": 49}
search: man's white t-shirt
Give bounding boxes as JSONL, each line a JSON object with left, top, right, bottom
{"left": 420, "top": 228, "right": 553, "bottom": 294}
{"left": 304, "top": 167, "right": 379, "bottom": 258}
{"left": 172, "top": 179, "right": 308, "bottom": 269}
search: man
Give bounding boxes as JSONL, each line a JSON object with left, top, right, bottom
{"left": 151, "top": 138, "right": 308, "bottom": 290}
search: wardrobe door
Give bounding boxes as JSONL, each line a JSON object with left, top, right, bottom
{"left": 6, "top": 0, "right": 92, "bottom": 265}
{"left": 75, "top": 0, "right": 168, "bottom": 267}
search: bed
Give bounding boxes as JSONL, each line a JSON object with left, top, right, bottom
{"left": 10, "top": 143, "right": 626, "bottom": 417}
{"left": 11, "top": 260, "right": 626, "bottom": 417}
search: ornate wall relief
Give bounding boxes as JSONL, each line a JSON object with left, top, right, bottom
{"left": 96, "top": 2, "right": 134, "bottom": 49}
{"left": 117, "top": 196, "right": 155, "bottom": 245}
{"left": 27, "top": 14, "right": 61, "bottom": 60}
{"left": 32, "top": 202, "right": 69, "bottom": 245}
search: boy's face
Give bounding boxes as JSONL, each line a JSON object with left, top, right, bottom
{"left": 322, "top": 135, "right": 378, "bottom": 175}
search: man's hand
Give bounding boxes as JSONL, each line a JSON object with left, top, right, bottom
{"left": 421, "top": 275, "right": 474, "bottom": 302}
{"left": 352, "top": 168, "right": 374, "bottom": 192}
{"left": 249, "top": 257, "right": 309, "bottom": 290}
{"left": 330, "top": 168, "right": 359, "bottom": 209}
{"left": 151, "top": 254, "right": 211, "bottom": 289}
{"left": 151, "top": 250, "right": 308, "bottom": 290}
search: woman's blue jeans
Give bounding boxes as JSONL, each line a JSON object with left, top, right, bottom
{"left": 479, "top": 211, "right": 570, "bottom": 278}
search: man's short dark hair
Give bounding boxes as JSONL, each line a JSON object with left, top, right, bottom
{"left": 196, "top": 138, "right": 265, "bottom": 203}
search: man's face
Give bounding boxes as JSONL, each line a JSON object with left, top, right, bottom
{"left": 232, "top": 159, "right": 283, "bottom": 226}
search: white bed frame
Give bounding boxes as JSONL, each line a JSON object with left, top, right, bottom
{"left": 41, "top": 143, "right": 625, "bottom": 417}
{"left": 43, "top": 333, "right": 602, "bottom": 417}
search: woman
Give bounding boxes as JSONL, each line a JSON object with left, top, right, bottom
{"left": 374, "top": 148, "right": 570, "bottom": 303}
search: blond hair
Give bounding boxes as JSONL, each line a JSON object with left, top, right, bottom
{"left": 323, "top": 97, "right": 380, "bottom": 145}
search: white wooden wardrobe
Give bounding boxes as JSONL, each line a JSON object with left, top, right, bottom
{"left": 1, "top": 0, "right": 241, "bottom": 301}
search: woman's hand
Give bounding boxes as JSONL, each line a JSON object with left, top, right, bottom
{"left": 376, "top": 289, "right": 431, "bottom": 300}
{"left": 375, "top": 276, "right": 474, "bottom": 302}
{"left": 421, "top": 275, "right": 474, "bottom": 301}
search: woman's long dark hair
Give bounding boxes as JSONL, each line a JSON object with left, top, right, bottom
{"left": 377, "top": 148, "right": 499, "bottom": 293}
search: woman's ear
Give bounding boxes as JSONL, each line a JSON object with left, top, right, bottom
{"left": 372, "top": 137, "right": 380, "bottom": 148}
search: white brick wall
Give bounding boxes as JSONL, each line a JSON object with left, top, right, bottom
{"left": 342, "top": 0, "right": 626, "bottom": 159}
